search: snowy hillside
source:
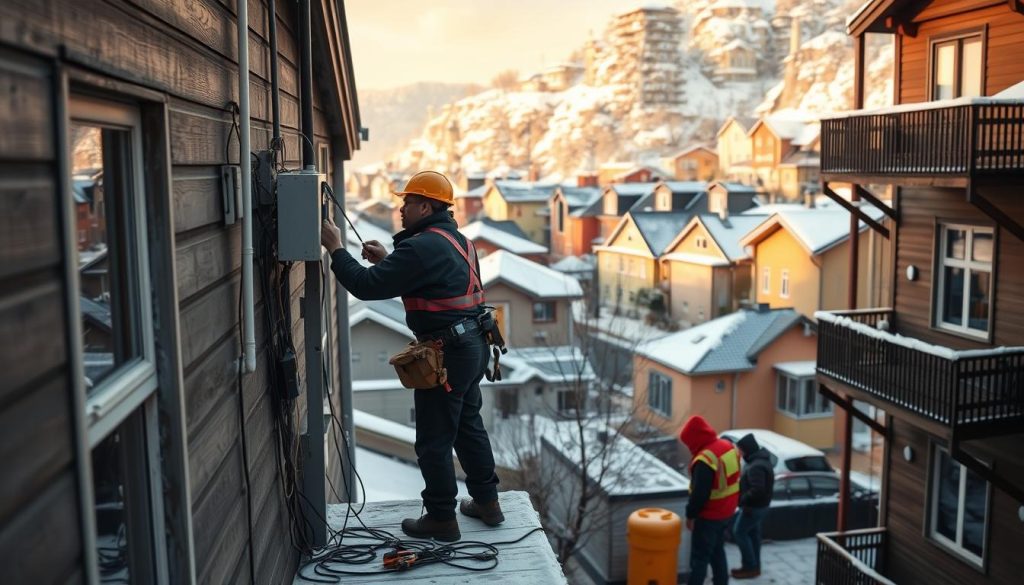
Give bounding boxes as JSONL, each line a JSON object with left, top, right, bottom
{"left": 386, "top": 0, "right": 891, "bottom": 178}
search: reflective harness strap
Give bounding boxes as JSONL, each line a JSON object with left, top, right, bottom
{"left": 402, "top": 227, "right": 486, "bottom": 312}
{"left": 695, "top": 448, "right": 741, "bottom": 500}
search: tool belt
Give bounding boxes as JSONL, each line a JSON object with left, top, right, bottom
{"left": 389, "top": 339, "right": 449, "bottom": 391}
{"left": 477, "top": 307, "right": 508, "bottom": 382}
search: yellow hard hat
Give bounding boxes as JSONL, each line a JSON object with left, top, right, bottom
{"left": 393, "top": 171, "right": 454, "bottom": 205}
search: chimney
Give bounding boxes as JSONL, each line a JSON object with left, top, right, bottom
{"left": 528, "top": 163, "right": 540, "bottom": 182}
{"left": 577, "top": 173, "right": 598, "bottom": 188}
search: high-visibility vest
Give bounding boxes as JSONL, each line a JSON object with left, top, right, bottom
{"left": 402, "top": 227, "right": 486, "bottom": 312}
{"left": 690, "top": 438, "right": 741, "bottom": 520}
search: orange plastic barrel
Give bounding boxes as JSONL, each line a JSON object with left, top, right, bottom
{"left": 626, "top": 508, "right": 682, "bottom": 585}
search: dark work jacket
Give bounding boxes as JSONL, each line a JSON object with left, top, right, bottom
{"left": 329, "top": 210, "right": 483, "bottom": 335}
{"left": 739, "top": 448, "right": 774, "bottom": 509}
{"left": 685, "top": 462, "right": 714, "bottom": 520}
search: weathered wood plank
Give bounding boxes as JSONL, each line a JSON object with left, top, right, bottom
{"left": 0, "top": 281, "right": 67, "bottom": 409}
{"left": 0, "top": 59, "right": 53, "bottom": 161}
{"left": 0, "top": 472, "right": 82, "bottom": 585}
{"left": 0, "top": 373, "right": 73, "bottom": 526}
{"left": 169, "top": 102, "right": 273, "bottom": 166}
{"left": 197, "top": 485, "right": 249, "bottom": 585}
{"left": 172, "top": 166, "right": 222, "bottom": 234}
{"left": 189, "top": 387, "right": 241, "bottom": 503}
{"left": 176, "top": 225, "right": 242, "bottom": 302}
{"left": 0, "top": 168, "right": 60, "bottom": 280}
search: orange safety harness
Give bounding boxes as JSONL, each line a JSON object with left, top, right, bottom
{"left": 402, "top": 227, "right": 486, "bottom": 312}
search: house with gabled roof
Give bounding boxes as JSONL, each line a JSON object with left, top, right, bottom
{"left": 594, "top": 210, "right": 690, "bottom": 315}
{"left": 749, "top": 110, "right": 820, "bottom": 200}
{"left": 596, "top": 182, "right": 661, "bottom": 239}
{"left": 632, "top": 305, "right": 832, "bottom": 448}
{"left": 667, "top": 145, "right": 719, "bottom": 181}
{"left": 659, "top": 213, "right": 766, "bottom": 326}
{"left": 739, "top": 205, "right": 893, "bottom": 320}
{"left": 717, "top": 115, "right": 757, "bottom": 184}
{"left": 461, "top": 218, "right": 548, "bottom": 263}
{"left": 481, "top": 180, "right": 560, "bottom": 245}
{"left": 454, "top": 182, "right": 489, "bottom": 226}
{"left": 549, "top": 184, "right": 604, "bottom": 260}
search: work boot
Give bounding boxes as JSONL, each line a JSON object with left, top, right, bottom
{"left": 730, "top": 567, "right": 761, "bottom": 579}
{"left": 400, "top": 514, "right": 461, "bottom": 542}
{"left": 459, "top": 497, "right": 505, "bottom": 526}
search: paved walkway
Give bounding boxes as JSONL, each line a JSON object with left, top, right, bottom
{"left": 719, "top": 538, "right": 817, "bottom": 585}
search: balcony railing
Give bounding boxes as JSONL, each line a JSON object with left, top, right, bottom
{"left": 821, "top": 101, "right": 1024, "bottom": 178}
{"left": 816, "top": 528, "right": 894, "bottom": 585}
{"left": 816, "top": 309, "right": 1024, "bottom": 435}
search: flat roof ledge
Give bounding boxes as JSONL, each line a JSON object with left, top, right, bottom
{"left": 294, "top": 491, "right": 566, "bottom": 583}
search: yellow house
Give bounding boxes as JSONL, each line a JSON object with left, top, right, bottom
{"left": 633, "top": 306, "right": 839, "bottom": 450}
{"left": 739, "top": 204, "right": 893, "bottom": 319}
{"left": 716, "top": 116, "right": 755, "bottom": 183}
{"left": 480, "top": 180, "right": 559, "bottom": 245}
{"left": 748, "top": 112, "right": 819, "bottom": 201}
{"left": 594, "top": 210, "right": 688, "bottom": 315}
{"left": 659, "top": 213, "right": 764, "bottom": 326}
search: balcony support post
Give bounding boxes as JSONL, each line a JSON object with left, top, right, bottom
{"left": 968, "top": 184, "right": 1024, "bottom": 243}
{"left": 820, "top": 384, "right": 887, "bottom": 435}
{"left": 823, "top": 183, "right": 890, "bottom": 239}
{"left": 855, "top": 185, "right": 896, "bottom": 220}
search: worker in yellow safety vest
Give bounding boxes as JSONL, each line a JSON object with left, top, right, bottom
{"left": 678, "top": 415, "right": 740, "bottom": 585}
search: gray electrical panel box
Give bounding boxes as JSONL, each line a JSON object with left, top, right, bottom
{"left": 277, "top": 170, "right": 325, "bottom": 261}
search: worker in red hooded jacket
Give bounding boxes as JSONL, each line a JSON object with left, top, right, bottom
{"left": 679, "top": 415, "right": 741, "bottom": 585}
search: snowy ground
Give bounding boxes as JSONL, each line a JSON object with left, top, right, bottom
{"left": 353, "top": 447, "right": 468, "bottom": 503}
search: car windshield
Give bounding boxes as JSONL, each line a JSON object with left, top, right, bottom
{"left": 785, "top": 456, "right": 833, "bottom": 473}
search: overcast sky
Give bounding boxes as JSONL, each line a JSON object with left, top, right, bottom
{"left": 345, "top": 0, "right": 646, "bottom": 90}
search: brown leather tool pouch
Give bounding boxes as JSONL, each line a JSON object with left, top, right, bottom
{"left": 389, "top": 340, "right": 448, "bottom": 390}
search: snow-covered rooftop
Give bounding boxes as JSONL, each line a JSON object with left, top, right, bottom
{"left": 461, "top": 220, "right": 547, "bottom": 255}
{"left": 558, "top": 185, "right": 602, "bottom": 209}
{"left": 774, "top": 360, "right": 817, "bottom": 378}
{"left": 550, "top": 254, "right": 596, "bottom": 274}
{"left": 740, "top": 205, "right": 887, "bottom": 256}
{"left": 630, "top": 210, "right": 692, "bottom": 255}
{"left": 480, "top": 250, "right": 583, "bottom": 299}
{"left": 491, "top": 346, "right": 596, "bottom": 385}
{"left": 636, "top": 308, "right": 803, "bottom": 374}
{"left": 493, "top": 180, "right": 560, "bottom": 203}
{"left": 698, "top": 213, "right": 766, "bottom": 261}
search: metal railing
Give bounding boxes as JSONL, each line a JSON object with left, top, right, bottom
{"left": 817, "top": 309, "right": 1024, "bottom": 430}
{"left": 816, "top": 528, "right": 894, "bottom": 585}
{"left": 821, "top": 103, "right": 1024, "bottom": 176}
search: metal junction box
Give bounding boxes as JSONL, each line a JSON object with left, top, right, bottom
{"left": 277, "top": 170, "right": 325, "bottom": 261}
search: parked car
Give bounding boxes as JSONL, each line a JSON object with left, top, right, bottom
{"left": 720, "top": 429, "right": 879, "bottom": 540}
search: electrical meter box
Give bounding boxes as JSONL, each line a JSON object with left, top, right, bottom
{"left": 277, "top": 170, "right": 325, "bottom": 261}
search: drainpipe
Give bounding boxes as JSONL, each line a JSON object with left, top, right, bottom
{"left": 268, "top": 0, "right": 281, "bottom": 147}
{"left": 238, "top": 0, "right": 256, "bottom": 372}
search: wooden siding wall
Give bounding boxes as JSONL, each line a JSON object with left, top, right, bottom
{"left": 885, "top": 418, "right": 1024, "bottom": 584}
{"left": 0, "top": 50, "right": 84, "bottom": 585}
{"left": 899, "top": 1, "right": 1024, "bottom": 104}
{"left": 0, "top": 0, "right": 351, "bottom": 583}
{"left": 893, "top": 186, "right": 1024, "bottom": 349}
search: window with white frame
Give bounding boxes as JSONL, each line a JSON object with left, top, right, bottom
{"left": 935, "top": 224, "right": 993, "bottom": 338}
{"left": 776, "top": 374, "right": 831, "bottom": 418}
{"left": 648, "top": 370, "right": 672, "bottom": 417}
{"left": 72, "top": 96, "right": 164, "bottom": 584}
{"left": 780, "top": 269, "right": 790, "bottom": 298}
{"left": 929, "top": 444, "right": 988, "bottom": 567}
{"left": 762, "top": 267, "right": 771, "bottom": 294}
{"left": 532, "top": 301, "right": 556, "bottom": 323}
{"left": 557, "top": 389, "right": 580, "bottom": 414}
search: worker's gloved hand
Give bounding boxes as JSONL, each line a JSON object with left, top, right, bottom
{"left": 321, "top": 218, "right": 343, "bottom": 253}
{"left": 361, "top": 240, "right": 387, "bottom": 264}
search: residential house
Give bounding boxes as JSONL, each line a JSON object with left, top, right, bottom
{"left": 594, "top": 211, "right": 690, "bottom": 315}
{"left": 344, "top": 169, "right": 370, "bottom": 201}
{"left": 739, "top": 205, "right": 893, "bottom": 320}
{"left": 549, "top": 184, "right": 603, "bottom": 261}
{"left": 541, "top": 62, "right": 584, "bottom": 91}
{"left": 632, "top": 306, "right": 830, "bottom": 449}
{"left": 0, "top": 1, "right": 361, "bottom": 584}
{"left": 706, "top": 180, "right": 760, "bottom": 215}
{"left": 481, "top": 180, "right": 559, "bottom": 245}
{"left": 454, "top": 183, "right": 489, "bottom": 226}
{"left": 650, "top": 181, "right": 708, "bottom": 212}
{"left": 659, "top": 213, "right": 765, "bottom": 326}
{"left": 708, "top": 39, "right": 759, "bottom": 83}
{"left": 461, "top": 218, "right": 548, "bottom": 264}
{"left": 540, "top": 420, "right": 691, "bottom": 585}
{"left": 812, "top": 0, "right": 1024, "bottom": 582}
{"left": 716, "top": 115, "right": 757, "bottom": 184}
{"left": 479, "top": 250, "right": 583, "bottom": 348}
{"left": 72, "top": 169, "right": 104, "bottom": 250}
{"left": 749, "top": 111, "right": 820, "bottom": 200}
{"left": 596, "top": 182, "right": 660, "bottom": 239}
{"left": 667, "top": 145, "right": 719, "bottom": 181}
{"left": 354, "top": 198, "right": 397, "bottom": 232}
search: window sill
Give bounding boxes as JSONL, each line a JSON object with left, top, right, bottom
{"left": 776, "top": 409, "right": 834, "bottom": 421}
{"left": 925, "top": 535, "right": 987, "bottom": 575}
{"left": 931, "top": 322, "right": 992, "bottom": 345}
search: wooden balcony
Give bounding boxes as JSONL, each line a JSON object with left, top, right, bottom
{"left": 815, "top": 528, "right": 893, "bottom": 585}
{"left": 820, "top": 101, "right": 1024, "bottom": 186}
{"left": 816, "top": 309, "right": 1024, "bottom": 440}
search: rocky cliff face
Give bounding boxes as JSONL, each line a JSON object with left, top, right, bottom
{"left": 386, "top": 0, "right": 892, "bottom": 179}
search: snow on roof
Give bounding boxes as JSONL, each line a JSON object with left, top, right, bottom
{"left": 349, "top": 298, "right": 412, "bottom": 338}
{"left": 456, "top": 184, "right": 490, "bottom": 198}
{"left": 994, "top": 80, "right": 1024, "bottom": 99}
{"left": 662, "top": 181, "right": 709, "bottom": 194}
{"left": 348, "top": 215, "right": 395, "bottom": 251}
{"left": 493, "top": 180, "right": 559, "bottom": 203}
{"left": 816, "top": 311, "right": 1024, "bottom": 361}
{"left": 720, "top": 428, "right": 826, "bottom": 460}
{"left": 825, "top": 94, "right": 1024, "bottom": 120}
{"left": 610, "top": 182, "right": 659, "bottom": 197}
{"left": 710, "top": 181, "right": 758, "bottom": 193}
{"left": 550, "top": 255, "right": 596, "bottom": 274}
{"left": 774, "top": 360, "right": 817, "bottom": 378}
{"left": 698, "top": 214, "right": 765, "bottom": 261}
{"left": 758, "top": 110, "right": 817, "bottom": 141}
{"left": 480, "top": 250, "right": 583, "bottom": 299}
{"left": 354, "top": 409, "right": 417, "bottom": 444}
{"left": 487, "top": 346, "right": 596, "bottom": 386}
{"left": 636, "top": 308, "right": 803, "bottom": 374}
{"left": 542, "top": 420, "right": 689, "bottom": 497}
{"left": 671, "top": 145, "right": 716, "bottom": 159}
{"left": 558, "top": 185, "right": 602, "bottom": 208}
{"left": 743, "top": 205, "right": 887, "bottom": 255}
{"left": 630, "top": 211, "right": 691, "bottom": 255}
{"left": 461, "top": 221, "right": 547, "bottom": 255}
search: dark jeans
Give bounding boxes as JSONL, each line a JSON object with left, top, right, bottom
{"left": 413, "top": 331, "right": 499, "bottom": 520}
{"left": 733, "top": 506, "right": 769, "bottom": 570}
{"left": 689, "top": 517, "right": 730, "bottom": 585}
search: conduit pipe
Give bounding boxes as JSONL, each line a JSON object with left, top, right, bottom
{"left": 238, "top": 0, "right": 256, "bottom": 372}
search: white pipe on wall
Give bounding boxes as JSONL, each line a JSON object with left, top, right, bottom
{"left": 238, "top": 0, "right": 256, "bottom": 372}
